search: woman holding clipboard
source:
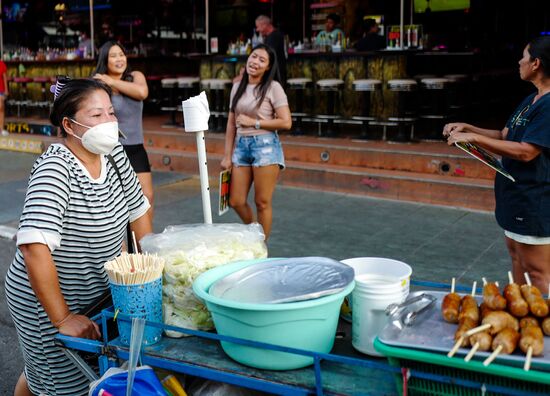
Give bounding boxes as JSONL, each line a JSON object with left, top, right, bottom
{"left": 444, "top": 36, "right": 550, "bottom": 292}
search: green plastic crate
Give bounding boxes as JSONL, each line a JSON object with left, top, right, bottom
{"left": 374, "top": 338, "right": 550, "bottom": 396}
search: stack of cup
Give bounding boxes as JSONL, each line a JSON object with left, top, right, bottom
{"left": 340, "top": 257, "right": 411, "bottom": 356}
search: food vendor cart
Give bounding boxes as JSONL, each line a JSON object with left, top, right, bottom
{"left": 55, "top": 280, "right": 550, "bottom": 395}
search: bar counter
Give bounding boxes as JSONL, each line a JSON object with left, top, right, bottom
{"left": 196, "top": 50, "right": 414, "bottom": 118}
{"left": 5, "top": 56, "right": 199, "bottom": 101}
{"left": 6, "top": 50, "right": 496, "bottom": 122}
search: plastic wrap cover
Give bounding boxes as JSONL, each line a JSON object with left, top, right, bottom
{"left": 208, "top": 257, "right": 354, "bottom": 304}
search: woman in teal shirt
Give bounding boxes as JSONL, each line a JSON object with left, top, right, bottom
{"left": 315, "top": 13, "right": 345, "bottom": 46}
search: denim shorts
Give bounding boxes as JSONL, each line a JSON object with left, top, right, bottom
{"left": 232, "top": 133, "right": 285, "bottom": 169}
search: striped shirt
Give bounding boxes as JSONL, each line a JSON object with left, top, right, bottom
{"left": 5, "top": 142, "right": 149, "bottom": 395}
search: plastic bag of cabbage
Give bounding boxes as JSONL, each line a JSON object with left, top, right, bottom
{"left": 140, "top": 223, "right": 267, "bottom": 336}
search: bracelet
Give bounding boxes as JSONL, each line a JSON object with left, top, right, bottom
{"left": 52, "top": 312, "right": 73, "bottom": 328}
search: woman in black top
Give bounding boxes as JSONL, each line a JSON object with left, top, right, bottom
{"left": 445, "top": 37, "right": 550, "bottom": 291}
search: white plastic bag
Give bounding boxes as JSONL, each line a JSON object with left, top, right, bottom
{"left": 140, "top": 223, "right": 267, "bottom": 334}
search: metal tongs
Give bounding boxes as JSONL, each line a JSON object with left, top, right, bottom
{"left": 385, "top": 293, "right": 437, "bottom": 327}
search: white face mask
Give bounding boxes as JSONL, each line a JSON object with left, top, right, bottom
{"left": 69, "top": 119, "right": 119, "bottom": 155}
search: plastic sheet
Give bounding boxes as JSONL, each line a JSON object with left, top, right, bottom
{"left": 209, "top": 257, "right": 355, "bottom": 304}
{"left": 140, "top": 223, "right": 267, "bottom": 334}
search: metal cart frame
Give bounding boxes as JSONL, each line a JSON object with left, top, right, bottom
{"left": 55, "top": 281, "right": 548, "bottom": 395}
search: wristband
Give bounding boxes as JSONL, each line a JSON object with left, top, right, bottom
{"left": 53, "top": 312, "right": 73, "bottom": 328}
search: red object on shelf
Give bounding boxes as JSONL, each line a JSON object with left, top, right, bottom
{"left": 310, "top": 2, "right": 338, "bottom": 9}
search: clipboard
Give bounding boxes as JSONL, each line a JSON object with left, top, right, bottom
{"left": 219, "top": 169, "right": 231, "bottom": 216}
{"left": 454, "top": 141, "right": 515, "bottom": 182}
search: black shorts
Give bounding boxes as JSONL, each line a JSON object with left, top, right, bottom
{"left": 123, "top": 144, "right": 151, "bottom": 173}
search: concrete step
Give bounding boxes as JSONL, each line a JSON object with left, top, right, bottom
{"left": 2, "top": 120, "right": 496, "bottom": 211}
{"left": 144, "top": 130, "right": 496, "bottom": 180}
{"left": 147, "top": 147, "right": 495, "bottom": 211}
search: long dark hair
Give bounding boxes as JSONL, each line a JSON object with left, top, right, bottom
{"left": 50, "top": 79, "right": 112, "bottom": 137}
{"left": 93, "top": 40, "right": 133, "bottom": 82}
{"left": 528, "top": 36, "right": 550, "bottom": 77}
{"left": 230, "top": 44, "right": 280, "bottom": 112}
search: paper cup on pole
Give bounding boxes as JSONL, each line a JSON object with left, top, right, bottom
{"left": 182, "top": 91, "right": 210, "bottom": 132}
{"left": 181, "top": 91, "right": 213, "bottom": 224}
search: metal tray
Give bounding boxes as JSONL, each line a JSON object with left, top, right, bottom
{"left": 377, "top": 290, "right": 550, "bottom": 371}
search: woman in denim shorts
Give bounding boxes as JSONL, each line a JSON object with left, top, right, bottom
{"left": 221, "top": 44, "right": 292, "bottom": 240}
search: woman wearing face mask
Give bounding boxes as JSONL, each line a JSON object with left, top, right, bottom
{"left": 221, "top": 44, "right": 292, "bottom": 240}
{"left": 92, "top": 41, "right": 153, "bottom": 220}
{"left": 4, "top": 79, "right": 152, "bottom": 396}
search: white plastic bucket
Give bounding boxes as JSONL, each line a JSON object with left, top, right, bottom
{"left": 351, "top": 274, "right": 408, "bottom": 356}
{"left": 342, "top": 257, "right": 412, "bottom": 291}
{"left": 340, "top": 257, "right": 412, "bottom": 322}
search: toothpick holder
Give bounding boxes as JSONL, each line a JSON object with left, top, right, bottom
{"left": 109, "top": 276, "right": 163, "bottom": 345}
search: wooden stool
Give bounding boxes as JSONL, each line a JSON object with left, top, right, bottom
{"left": 287, "top": 77, "right": 312, "bottom": 135}
{"left": 444, "top": 74, "right": 470, "bottom": 121}
{"left": 387, "top": 79, "right": 418, "bottom": 142}
{"left": 145, "top": 75, "right": 164, "bottom": 113}
{"left": 13, "top": 77, "right": 33, "bottom": 117}
{"left": 352, "top": 79, "right": 382, "bottom": 139}
{"left": 315, "top": 78, "right": 344, "bottom": 137}
{"left": 200, "top": 78, "right": 232, "bottom": 132}
{"left": 418, "top": 77, "right": 451, "bottom": 140}
{"left": 33, "top": 76, "right": 52, "bottom": 118}
{"left": 160, "top": 77, "right": 179, "bottom": 126}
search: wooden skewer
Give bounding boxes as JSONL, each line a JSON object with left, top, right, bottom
{"left": 464, "top": 342, "right": 479, "bottom": 362}
{"left": 524, "top": 272, "right": 532, "bottom": 286}
{"left": 104, "top": 253, "right": 164, "bottom": 285}
{"left": 447, "top": 336, "right": 464, "bottom": 358}
{"left": 471, "top": 281, "right": 477, "bottom": 297}
{"left": 508, "top": 271, "right": 514, "bottom": 285}
{"left": 483, "top": 344, "right": 503, "bottom": 366}
{"left": 451, "top": 277, "right": 456, "bottom": 294}
{"left": 464, "top": 323, "right": 491, "bottom": 337}
{"left": 131, "top": 231, "right": 138, "bottom": 255}
{"left": 524, "top": 346, "right": 533, "bottom": 371}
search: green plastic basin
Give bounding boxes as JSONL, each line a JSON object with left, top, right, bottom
{"left": 193, "top": 258, "right": 355, "bottom": 370}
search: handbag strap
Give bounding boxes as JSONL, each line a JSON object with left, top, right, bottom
{"left": 106, "top": 154, "right": 134, "bottom": 254}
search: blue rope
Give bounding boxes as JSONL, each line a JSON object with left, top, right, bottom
{"left": 412, "top": 279, "right": 480, "bottom": 293}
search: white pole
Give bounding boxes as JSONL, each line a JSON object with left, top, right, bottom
{"left": 205, "top": 0, "right": 209, "bottom": 54}
{"left": 399, "top": 0, "right": 404, "bottom": 49}
{"left": 195, "top": 131, "right": 212, "bottom": 224}
{"left": 89, "top": 0, "right": 95, "bottom": 57}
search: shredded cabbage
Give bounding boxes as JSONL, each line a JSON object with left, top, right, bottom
{"left": 141, "top": 223, "right": 267, "bottom": 334}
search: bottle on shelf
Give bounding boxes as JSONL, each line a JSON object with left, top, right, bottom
{"left": 252, "top": 29, "right": 262, "bottom": 47}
